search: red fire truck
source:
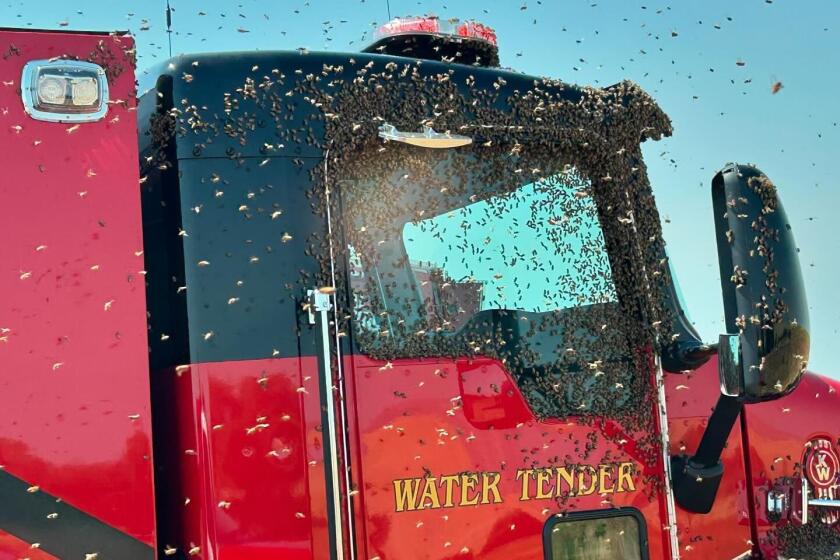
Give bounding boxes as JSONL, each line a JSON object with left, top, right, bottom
{"left": 1, "top": 18, "right": 838, "bottom": 560}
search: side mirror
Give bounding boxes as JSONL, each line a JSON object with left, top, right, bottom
{"left": 672, "top": 163, "right": 811, "bottom": 514}
{"left": 712, "top": 163, "right": 810, "bottom": 401}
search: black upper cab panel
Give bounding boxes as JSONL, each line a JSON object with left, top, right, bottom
{"left": 136, "top": 48, "right": 691, "bottom": 370}
{"left": 138, "top": 49, "right": 671, "bottom": 162}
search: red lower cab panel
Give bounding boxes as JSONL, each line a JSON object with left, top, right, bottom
{"left": 151, "top": 358, "right": 331, "bottom": 560}
{"left": 153, "top": 354, "right": 675, "bottom": 559}
{"left": 664, "top": 358, "right": 755, "bottom": 559}
{"left": 343, "top": 355, "right": 672, "bottom": 560}
{"left": 743, "top": 372, "right": 840, "bottom": 559}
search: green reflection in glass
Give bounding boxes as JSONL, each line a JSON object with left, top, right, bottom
{"left": 548, "top": 515, "right": 642, "bottom": 560}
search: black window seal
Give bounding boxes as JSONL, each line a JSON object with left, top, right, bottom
{"left": 542, "top": 506, "right": 649, "bottom": 560}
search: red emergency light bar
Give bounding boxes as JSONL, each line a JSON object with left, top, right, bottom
{"left": 374, "top": 16, "right": 498, "bottom": 47}
{"left": 456, "top": 21, "right": 498, "bottom": 45}
{"left": 365, "top": 16, "right": 500, "bottom": 67}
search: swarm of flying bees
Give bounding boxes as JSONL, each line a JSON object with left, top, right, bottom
{"left": 8, "top": 2, "right": 830, "bottom": 558}
{"left": 132, "top": 17, "right": 725, "bottom": 553}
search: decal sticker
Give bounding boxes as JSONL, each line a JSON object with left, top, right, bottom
{"left": 803, "top": 437, "right": 840, "bottom": 524}
{"left": 393, "top": 463, "right": 637, "bottom": 512}
{"left": 0, "top": 470, "right": 154, "bottom": 559}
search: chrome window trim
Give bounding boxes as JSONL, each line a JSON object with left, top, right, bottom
{"left": 21, "top": 59, "right": 109, "bottom": 123}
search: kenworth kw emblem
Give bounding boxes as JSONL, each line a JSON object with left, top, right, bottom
{"left": 804, "top": 437, "right": 840, "bottom": 523}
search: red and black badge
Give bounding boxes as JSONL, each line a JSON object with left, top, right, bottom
{"left": 803, "top": 437, "right": 840, "bottom": 523}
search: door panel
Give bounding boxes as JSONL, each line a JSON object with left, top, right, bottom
{"left": 664, "top": 359, "right": 754, "bottom": 559}
{"left": 331, "top": 140, "right": 675, "bottom": 559}
{"left": 344, "top": 355, "right": 668, "bottom": 559}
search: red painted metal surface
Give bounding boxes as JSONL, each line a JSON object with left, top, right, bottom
{"left": 2, "top": 28, "right": 837, "bottom": 560}
{"left": 742, "top": 371, "right": 840, "bottom": 557}
{"left": 0, "top": 28, "right": 155, "bottom": 550}
{"left": 0, "top": 529, "right": 57, "bottom": 560}
{"left": 343, "top": 354, "right": 672, "bottom": 560}
{"left": 664, "top": 358, "right": 755, "bottom": 559}
{"left": 152, "top": 359, "right": 330, "bottom": 559}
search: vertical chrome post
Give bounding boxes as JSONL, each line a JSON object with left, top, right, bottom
{"left": 309, "top": 288, "right": 345, "bottom": 560}
{"left": 655, "top": 356, "right": 681, "bottom": 559}
{"left": 802, "top": 477, "right": 809, "bottom": 525}
{"left": 320, "top": 152, "right": 358, "bottom": 560}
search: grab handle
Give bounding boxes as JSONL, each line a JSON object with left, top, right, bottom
{"left": 378, "top": 123, "right": 472, "bottom": 149}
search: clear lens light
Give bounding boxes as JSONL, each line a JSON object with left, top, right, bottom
{"left": 37, "top": 75, "right": 67, "bottom": 105}
{"left": 71, "top": 77, "right": 99, "bottom": 106}
{"left": 22, "top": 60, "right": 108, "bottom": 122}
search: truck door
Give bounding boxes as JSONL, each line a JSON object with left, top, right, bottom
{"left": 324, "top": 128, "right": 679, "bottom": 559}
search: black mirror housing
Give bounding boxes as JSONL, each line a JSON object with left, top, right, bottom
{"left": 671, "top": 164, "right": 811, "bottom": 515}
{"left": 712, "top": 163, "right": 810, "bottom": 402}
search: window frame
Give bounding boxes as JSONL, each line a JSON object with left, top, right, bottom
{"left": 541, "top": 507, "right": 649, "bottom": 560}
{"left": 332, "top": 136, "right": 659, "bottom": 419}
{"left": 338, "top": 144, "right": 623, "bottom": 351}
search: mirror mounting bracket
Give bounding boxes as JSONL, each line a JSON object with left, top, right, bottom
{"left": 671, "top": 393, "right": 743, "bottom": 514}
{"left": 671, "top": 334, "right": 744, "bottom": 514}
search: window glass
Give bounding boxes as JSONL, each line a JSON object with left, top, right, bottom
{"left": 547, "top": 515, "right": 643, "bottom": 560}
{"left": 342, "top": 144, "right": 637, "bottom": 417}
{"left": 402, "top": 175, "right": 617, "bottom": 314}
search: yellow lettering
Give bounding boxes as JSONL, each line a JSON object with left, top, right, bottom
{"left": 577, "top": 465, "right": 597, "bottom": 496}
{"left": 460, "top": 474, "right": 480, "bottom": 506}
{"left": 417, "top": 477, "right": 441, "bottom": 510}
{"left": 394, "top": 479, "right": 421, "bottom": 512}
{"left": 516, "top": 469, "right": 534, "bottom": 501}
{"left": 617, "top": 462, "right": 636, "bottom": 493}
{"left": 536, "top": 469, "right": 553, "bottom": 499}
{"left": 555, "top": 466, "right": 576, "bottom": 498}
{"left": 598, "top": 464, "right": 615, "bottom": 495}
{"left": 393, "top": 464, "right": 635, "bottom": 513}
{"left": 440, "top": 475, "right": 460, "bottom": 508}
{"left": 481, "top": 472, "right": 502, "bottom": 504}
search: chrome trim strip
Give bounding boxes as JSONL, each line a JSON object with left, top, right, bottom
{"left": 810, "top": 498, "right": 840, "bottom": 508}
{"left": 803, "top": 477, "right": 809, "bottom": 525}
{"left": 655, "top": 354, "right": 681, "bottom": 559}
{"left": 310, "top": 288, "right": 345, "bottom": 560}
{"left": 322, "top": 153, "right": 357, "bottom": 560}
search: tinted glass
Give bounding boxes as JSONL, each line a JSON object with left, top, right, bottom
{"left": 402, "top": 175, "right": 617, "bottom": 313}
{"left": 548, "top": 515, "right": 643, "bottom": 560}
{"left": 342, "top": 143, "right": 636, "bottom": 418}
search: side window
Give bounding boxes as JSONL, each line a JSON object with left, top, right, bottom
{"left": 401, "top": 174, "right": 617, "bottom": 319}
{"left": 545, "top": 510, "right": 647, "bottom": 560}
{"left": 341, "top": 144, "right": 637, "bottom": 418}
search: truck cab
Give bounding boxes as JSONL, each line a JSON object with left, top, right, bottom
{"left": 2, "top": 17, "right": 839, "bottom": 560}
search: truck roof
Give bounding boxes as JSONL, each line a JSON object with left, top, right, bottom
{"left": 0, "top": 26, "right": 129, "bottom": 36}
{"left": 139, "top": 49, "right": 672, "bottom": 161}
